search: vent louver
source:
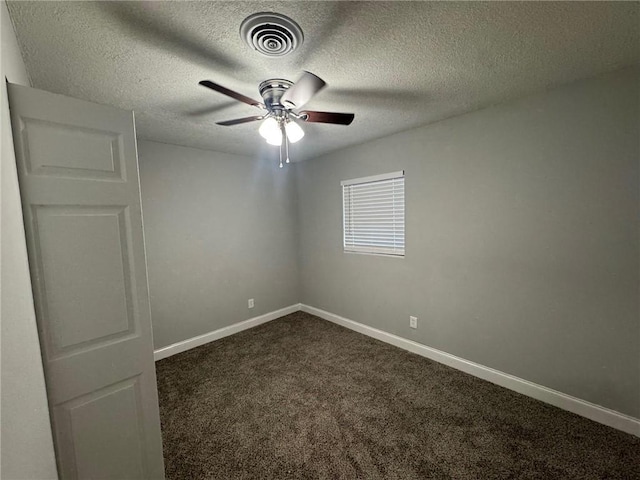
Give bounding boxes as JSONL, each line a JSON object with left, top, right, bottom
{"left": 240, "top": 12, "right": 304, "bottom": 57}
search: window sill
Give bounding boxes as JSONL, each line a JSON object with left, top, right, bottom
{"left": 343, "top": 250, "right": 405, "bottom": 258}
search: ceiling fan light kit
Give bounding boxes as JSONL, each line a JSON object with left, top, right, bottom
{"left": 259, "top": 118, "right": 305, "bottom": 145}
{"left": 259, "top": 117, "right": 281, "bottom": 146}
{"left": 198, "top": 13, "right": 355, "bottom": 167}
{"left": 285, "top": 121, "right": 305, "bottom": 143}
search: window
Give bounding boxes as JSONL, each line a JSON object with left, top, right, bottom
{"left": 342, "top": 171, "right": 405, "bottom": 256}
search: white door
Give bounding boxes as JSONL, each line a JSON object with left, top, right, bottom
{"left": 8, "top": 84, "right": 165, "bottom": 479}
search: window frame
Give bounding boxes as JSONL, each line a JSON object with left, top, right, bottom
{"left": 341, "top": 170, "right": 405, "bottom": 257}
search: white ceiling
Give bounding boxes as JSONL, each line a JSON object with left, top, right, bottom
{"left": 7, "top": 1, "right": 640, "bottom": 161}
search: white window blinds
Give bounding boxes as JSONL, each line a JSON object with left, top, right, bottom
{"left": 342, "top": 171, "right": 405, "bottom": 256}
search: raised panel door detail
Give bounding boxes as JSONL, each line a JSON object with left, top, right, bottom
{"left": 9, "top": 83, "right": 165, "bottom": 479}
{"left": 55, "top": 377, "right": 146, "bottom": 479}
{"left": 22, "top": 118, "right": 124, "bottom": 180}
{"left": 34, "top": 206, "right": 136, "bottom": 357}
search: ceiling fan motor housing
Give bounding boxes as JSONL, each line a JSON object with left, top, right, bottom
{"left": 259, "top": 79, "right": 293, "bottom": 110}
{"left": 240, "top": 12, "right": 304, "bottom": 57}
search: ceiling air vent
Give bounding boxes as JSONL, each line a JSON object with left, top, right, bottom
{"left": 240, "top": 12, "right": 304, "bottom": 57}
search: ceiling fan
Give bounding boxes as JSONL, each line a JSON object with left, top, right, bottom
{"left": 199, "top": 71, "right": 355, "bottom": 167}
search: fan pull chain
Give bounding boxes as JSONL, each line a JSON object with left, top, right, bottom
{"left": 278, "top": 138, "right": 284, "bottom": 168}
{"left": 285, "top": 129, "right": 290, "bottom": 164}
{"left": 279, "top": 121, "right": 286, "bottom": 168}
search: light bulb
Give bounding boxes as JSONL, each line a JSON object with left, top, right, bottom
{"left": 259, "top": 117, "right": 282, "bottom": 146}
{"left": 285, "top": 120, "right": 304, "bottom": 143}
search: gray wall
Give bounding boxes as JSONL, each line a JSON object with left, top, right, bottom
{"left": 138, "top": 140, "right": 299, "bottom": 349}
{"left": 296, "top": 67, "right": 640, "bottom": 418}
{"left": 0, "top": 0, "right": 58, "bottom": 477}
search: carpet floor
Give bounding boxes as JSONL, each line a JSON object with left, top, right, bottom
{"left": 156, "top": 312, "right": 640, "bottom": 479}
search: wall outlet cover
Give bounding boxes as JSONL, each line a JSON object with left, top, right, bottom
{"left": 410, "top": 316, "right": 417, "bottom": 329}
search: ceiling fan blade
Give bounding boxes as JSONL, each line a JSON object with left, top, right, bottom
{"left": 216, "top": 115, "right": 264, "bottom": 126}
{"left": 199, "top": 80, "right": 265, "bottom": 109}
{"left": 281, "top": 71, "right": 326, "bottom": 109}
{"left": 300, "top": 111, "right": 355, "bottom": 125}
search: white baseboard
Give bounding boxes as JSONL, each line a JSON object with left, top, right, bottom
{"left": 154, "top": 303, "right": 302, "bottom": 361}
{"left": 300, "top": 304, "right": 640, "bottom": 437}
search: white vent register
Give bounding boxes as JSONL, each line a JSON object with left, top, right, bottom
{"left": 342, "top": 171, "right": 405, "bottom": 257}
{"left": 240, "top": 12, "right": 304, "bottom": 57}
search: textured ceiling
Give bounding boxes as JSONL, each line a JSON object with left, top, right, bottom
{"left": 7, "top": 1, "right": 640, "bottom": 161}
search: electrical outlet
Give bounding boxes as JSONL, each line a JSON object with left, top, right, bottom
{"left": 248, "top": 298, "right": 254, "bottom": 309}
{"left": 409, "top": 316, "right": 418, "bottom": 329}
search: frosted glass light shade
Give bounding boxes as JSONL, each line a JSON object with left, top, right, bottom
{"left": 259, "top": 117, "right": 282, "bottom": 146}
{"left": 285, "top": 120, "right": 304, "bottom": 143}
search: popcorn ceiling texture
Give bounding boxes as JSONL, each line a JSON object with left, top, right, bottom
{"left": 7, "top": 1, "right": 640, "bottom": 160}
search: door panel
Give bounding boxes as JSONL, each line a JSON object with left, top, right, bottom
{"left": 54, "top": 376, "right": 147, "bottom": 479}
{"left": 8, "top": 84, "right": 165, "bottom": 479}
{"left": 22, "top": 118, "right": 123, "bottom": 178}
{"left": 35, "top": 206, "right": 133, "bottom": 352}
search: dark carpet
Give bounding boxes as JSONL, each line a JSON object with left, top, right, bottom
{"left": 156, "top": 312, "right": 640, "bottom": 479}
